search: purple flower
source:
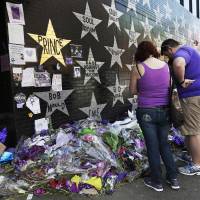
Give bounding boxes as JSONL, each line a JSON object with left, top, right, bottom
{"left": 0, "top": 128, "right": 7, "bottom": 144}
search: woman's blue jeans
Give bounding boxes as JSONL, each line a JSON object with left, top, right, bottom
{"left": 136, "top": 107, "right": 177, "bottom": 184}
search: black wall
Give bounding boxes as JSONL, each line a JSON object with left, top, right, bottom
{"left": 4, "top": 0, "right": 200, "bottom": 141}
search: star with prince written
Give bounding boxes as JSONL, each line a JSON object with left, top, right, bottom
{"left": 28, "top": 19, "right": 71, "bottom": 66}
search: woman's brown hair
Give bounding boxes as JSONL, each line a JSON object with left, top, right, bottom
{"left": 135, "top": 41, "right": 160, "bottom": 63}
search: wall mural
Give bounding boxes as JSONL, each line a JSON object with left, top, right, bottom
{"left": 28, "top": 19, "right": 71, "bottom": 66}
{"left": 7, "top": 0, "right": 200, "bottom": 138}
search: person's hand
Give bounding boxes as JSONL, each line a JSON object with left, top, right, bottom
{"left": 181, "top": 79, "right": 195, "bottom": 88}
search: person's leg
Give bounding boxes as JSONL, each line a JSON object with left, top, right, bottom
{"left": 157, "top": 123, "right": 177, "bottom": 180}
{"left": 136, "top": 108, "right": 162, "bottom": 184}
{"left": 188, "top": 135, "right": 200, "bottom": 165}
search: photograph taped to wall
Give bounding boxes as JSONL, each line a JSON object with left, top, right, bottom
{"left": 34, "top": 71, "right": 51, "bottom": 87}
{"left": 13, "top": 67, "right": 22, "bottom": 86}
{"left": 52, "top": 74, "right": 62, "bottom": 91}
{"left": 74, "top": 66, "right": 81, "bottom": 78}
{"left": 34, "top": 118, "right": 49, "bottom": 134}
{"left": 14, "top": 92, "right": 26, "bottom": 108}
{"left": 70, "top": 44, "right": 83, "bottom": 58}
{"left": 65, "top": 57, "right": 73, "bottom": 65}
{"left": 6, "top": 2, "right": 25, "bottom": 25}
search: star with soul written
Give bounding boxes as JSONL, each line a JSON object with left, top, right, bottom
{"left": 105, "top": 36, "right": 125, "bottom": 68}
{"left": 76, "top": 48, "right": 104, "bottom": 85}
{"left": 103, "top": 0, "right": 123, "bottom": 30}
{"left": 107, "top": 75, "right": 126, "bottom": 107}
{"left": 142, "top": 0, "right": 151, "bottom": 8}
{"left": 79, "top": 93, "right": 107, "bottom": 120}
{"left": 73, "top": 2, "right": 102, "bottom": 41}
{"left": 164, "top": 0, "right": 172, "bottom": 20}
{"left": 28, "top": 20, "right": 71, "bottom": 66}
{"left": 125, "top": 20, "right": 140, "bottom": 48}
{"left": 127, "top": 0, "right": 139, "bottom": 12}
{"left": 141, "top": 16, "right": 154, "bottom": 40}
{"left": 34, "top": 89, "right": 73, "bottom": 117}
{"left": 154, "top": 5, "right": 163, "bottom": 25}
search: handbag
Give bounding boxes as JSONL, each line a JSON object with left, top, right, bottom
{"left": 169, "top": 70, "right": 184, "bottom": 128}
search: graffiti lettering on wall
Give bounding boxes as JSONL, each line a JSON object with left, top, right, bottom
{"left": 28, "top": 19, "right": 71, "bottom": 66}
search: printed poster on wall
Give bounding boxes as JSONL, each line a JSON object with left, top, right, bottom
{"left": 26, "top": 95, "right": 41, "bottom": 114}
{"left": 24, "top": 48, "right": 37, "bottom": 62}
{"left": 8, "top": 23, "right": 25, "bottom": 45}
{"left": 6, "top": 2, "right": 25, "bottom": 25}
{"left": 9, "top": 44, "right": 25, "bottom": 65}
{"left": 21, "top": 68, "right": 35, "bottom": 87}
{"left": 34, "top": 71, "right": 51, "bottom": 87}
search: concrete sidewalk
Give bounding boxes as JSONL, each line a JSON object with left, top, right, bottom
{"left": 10, "top": 173, "right": 200, "bottom": 200}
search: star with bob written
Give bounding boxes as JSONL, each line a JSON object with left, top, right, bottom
{"left": 34, "top": 89, "right": 73, "bottom": 117}
{"left": 28, "top": 19, "right": 71, "bottom": 66}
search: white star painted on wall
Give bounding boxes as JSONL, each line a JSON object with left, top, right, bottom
{"left": 164, "top": 0, "right": 172, "bottom": 20}
{"left": 127, "top": 0, "right": 139, "bottom": 12}
{"left": 73, "top": 2, "right": 102, "bottom": 41}
{"left": 79, "top": 93, "right": 107, "bottom": 120}
{"left": 105, "top": 36, "right": 125, "bottom": 68}
{"left": 173, "top": 17, "right": 180, "bottom": 35}
{"left": 141, "top": 16, "right": 153, "bottom": 40}
{"left": 125, "top": 20, "right": 140, "bottom": 47}
{"left": 165, "top": 26, "right": 173, "bottom": 39}
{"left": 187, "top": 25, "right": 193, "bottom": 40}
{"left": 34, "top": 89, "right": 73, "bottom": 117}
{"left": 107, "top": 75, "right": 126, "bottom": 107}
{"left": 142, "top": 0, "right": 151, "bottom": 8}
{"left": 126, "top": 64, "right": 132, "bottom": 71}
{"left": 103, "top": 0, "right": 123, "bottom": 30}
{"left": 154, "top": 5, "right": 163, "bottom": 25}
{"left": 180, "top": 14, "right": 186, "bottom": 29}
{"left": 154, "top": 33, "right": 162, "bottom": 51}
{"left": 76, "top": 48, "right": 104, "bottom": 85}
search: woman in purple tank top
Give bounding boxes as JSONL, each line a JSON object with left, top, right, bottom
{"left": 130, "top": 41, "right": 179, "bottom": 191}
